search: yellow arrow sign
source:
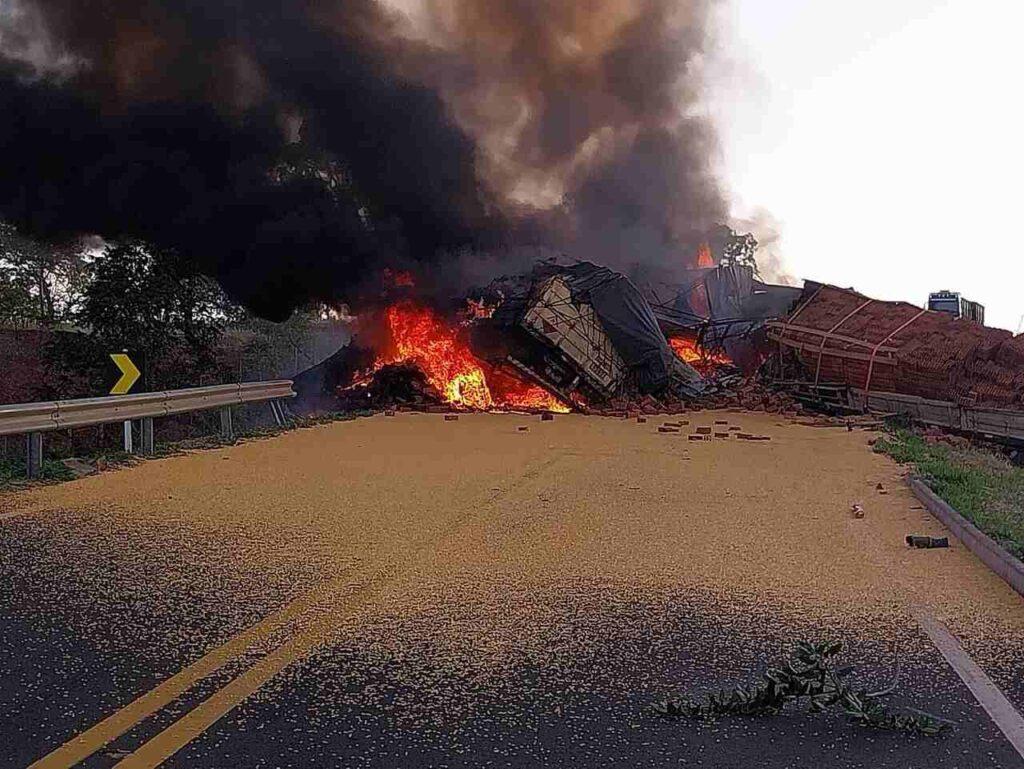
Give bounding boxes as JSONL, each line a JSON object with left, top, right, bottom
{"left": 109, "top": 353, "right": 141, "bottom": 395}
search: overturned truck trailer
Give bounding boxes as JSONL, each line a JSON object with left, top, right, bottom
{"left": 476, "top": 262, "right": 704, "bottom": 404}
{"left": 768, "top": 282, "right": 1024, "bottom": 442}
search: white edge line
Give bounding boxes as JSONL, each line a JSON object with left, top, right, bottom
{"left": 914, "top": 608, "right": 1024, "bottom": 761}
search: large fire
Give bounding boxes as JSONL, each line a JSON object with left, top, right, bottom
{"left": 374, "top": 301, "right": 569, "bottom": 413}
{"left": 669, "top": 335, "right": 733, "bottom": 374}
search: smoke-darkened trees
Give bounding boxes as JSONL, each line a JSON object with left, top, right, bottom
{"left": 0, "top": 223, "right": 89, "bottom": 327}
{"left": 76, "top": 242, "right": 229, "bottom": 390}
{"left": 721, "top": 231, "right": 760, "bottom": 277}
{"left": 708, "top": 224, "right": 761, "bottom": 277}
{"left": 1, "top": 226, "right": 347, "bottom": 400}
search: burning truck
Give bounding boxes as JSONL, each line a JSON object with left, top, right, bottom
{"left": 294, "top": 260, "right": 743, "bottom": 415}
{"left": 470, "top": 262, "right": 707, "bottom": 404}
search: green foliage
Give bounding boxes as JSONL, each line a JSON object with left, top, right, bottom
{"left": 0, "top": 265, "right": 38, "bottom": 326}
{"left": 0, "top": 222, "right": 89, "bottom": 327}
{"left": 0, "top": 456, "right": 73, "bottom": 487}
{"left": 654, "top": 640, "right": 948, "bottom": 736}
{"left": 874, "top": 430, "right": 1024, "bottom": 559}
{"left": 82, "top": 242, "right": 224, "bottom": 356}
{"left": 39, "top": 330, "right": 108, "bottom": 400}
{"left": 77, "top": 241, "right": 230, "bottom": 390}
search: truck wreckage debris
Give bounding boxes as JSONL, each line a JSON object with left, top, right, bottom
{"left": 766, "top": 282, "right": 1024, "bottom": 443}
{"left": 293, "top": 261, "right": 1024, "bottom": 437}
{"left": 293, "top": 260, "right": 798, "bottom": 415}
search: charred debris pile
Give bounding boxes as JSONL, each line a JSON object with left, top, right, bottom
{"left": 295, "top": 259, "right": 801, "bottom": 416}
{"left": 295, "top": 259, "right": 1024, "bottom": 433}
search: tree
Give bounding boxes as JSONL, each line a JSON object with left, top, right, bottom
{"left": 0, "top": 222, "right": 89, "bottom": 327}
{"left": 719, "top": 228, "right": 760, "bottom": 277}
{"left": 77, "top": 241, "right": 230, "bottom": 390}
{"left": 0, "top": 264, "right": 37, "bottom": 327}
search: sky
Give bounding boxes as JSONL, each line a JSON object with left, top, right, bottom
{"left": 712, "top": 0, "right": 1024, "bottom": 332}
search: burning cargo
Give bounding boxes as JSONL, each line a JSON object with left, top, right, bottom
{"left": 646, "top": 262, "right": 803, "bottom": 374}
{"left": 473, "top": 262, "right": 706, "bottom": 405}
{"left": 296, "top": 261, "right": 721, "bottom": 414}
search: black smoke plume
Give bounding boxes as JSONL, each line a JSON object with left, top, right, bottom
{"left": 0, "top": 0, "right": 726, "bottom": 319}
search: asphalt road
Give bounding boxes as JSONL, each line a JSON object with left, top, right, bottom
{"left": 2, "top": 411, "right": 1023, "bottom": 768}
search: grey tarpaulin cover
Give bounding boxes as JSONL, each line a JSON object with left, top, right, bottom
{"left": 542, "top": 262, "right": 703, "bottom": 395}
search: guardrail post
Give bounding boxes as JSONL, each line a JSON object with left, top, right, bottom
{"left": 26, "top": 432, "right": 43, "bottom": 479}
{"left": 270, "top": 399, "right": 285, "bottom": 427}
{"left": 141, "top": 417, "right": 155, "bottom": 455}
{"left": 220, "top": 407, "right": 233, "bottom": 441}
{"left": 123, "top": 420, "right": 133, "bottom": 454}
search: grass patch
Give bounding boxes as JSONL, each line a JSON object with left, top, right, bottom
{"left": 874, "top": 429, "right": 1024, "bottom": 559}
{"left": 0, "top": 457, "right": 74, "bottom": 486}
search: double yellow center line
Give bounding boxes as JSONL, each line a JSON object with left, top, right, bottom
{"left": 30, "top": 455, "right": 560, "bottom": 768}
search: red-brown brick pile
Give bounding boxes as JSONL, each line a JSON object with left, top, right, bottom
{"left": 775, "top": 285, "right": 1024, "bottom": 408}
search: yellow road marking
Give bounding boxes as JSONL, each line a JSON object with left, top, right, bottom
{"left": 114, "top": 580, "right": 378, "bottom": 769}
{"left": 115, "top": 637, "right": 313, "bottom": 768}
{"left": 109, "top": 454, "right": 562, "bottom": 768}
{"left": 27, "top": 570, "right": 356, "bottom": 769}
{"left": 31, "top": 454, "right": 560, "bottom": 769}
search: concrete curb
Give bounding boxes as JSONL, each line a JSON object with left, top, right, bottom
{"left": 909, "top": 475, "right": 1024, "bottom": 599}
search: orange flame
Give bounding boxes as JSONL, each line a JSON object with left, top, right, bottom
{"left": 499, "top": 385, "right": 569, "bottom": 413}
{"left": 696, "top": 242, "right": 715, "bottom": 268}
{"left": 486, "top": 366, "right": 570, "bottom": 414}
{"left": 375, "top": 302, "right": 569, "bottom": 413}
{"left": 461, "top": 296, "right": 499, "bottom": 323}
{"left": 669, "top": 335, "right": 732, "bottom": 373}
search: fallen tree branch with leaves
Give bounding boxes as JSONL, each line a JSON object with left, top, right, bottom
{"left": 653, "top": 640, "right": 949, "bottom": 736}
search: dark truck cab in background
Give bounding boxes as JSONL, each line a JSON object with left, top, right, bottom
{"left": 928, "top": 290, "right": 986, "bottom": 325}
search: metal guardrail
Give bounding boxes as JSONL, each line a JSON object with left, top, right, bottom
{"left": 777, "top": 379, "right": 1024, "bottom": 445}
{"left": 0, "top": 381, "right": 296, "bottom": 477}
{"left": 850, "top": 389, "right": 1024, "bottom": 444}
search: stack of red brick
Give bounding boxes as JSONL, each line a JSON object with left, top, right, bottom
{"left": 585, "top": 382, "right": 800, "bottom": 416}
{"left": 775, "top": 284, "right": 1024, "bottom": 408}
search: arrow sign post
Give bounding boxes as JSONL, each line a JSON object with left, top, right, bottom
{"left": 110, "top": 353, "right": 141, "bottom": 454}
{"left": 109, "top": 353, "right": 141, "bottom": 396}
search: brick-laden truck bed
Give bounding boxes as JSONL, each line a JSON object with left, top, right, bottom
{"left": 768, "top": 282, "right": 1024, "bottom": 409}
